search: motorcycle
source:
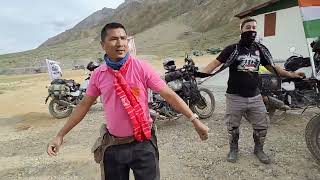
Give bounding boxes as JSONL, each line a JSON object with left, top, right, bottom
{"left": 45, "top": 61, "right": 100, "bottom": 119}
{"left": 305, "top": 38, "right": 320, "bottom": 165}
{"left": 261, "top": 38, "right": 320, "bottom": 164}
{"left": 149, "top": 55, "right": 215, "bottom": 120}
{"left": 260, "top": 38, "right": 320, "bottom": 114}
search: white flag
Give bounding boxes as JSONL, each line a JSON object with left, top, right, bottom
{"left": 46, "top": 59, "right": 62, "bottom": 80}
{"left": 128, "top": 36, "right": 136, "bottom": 57}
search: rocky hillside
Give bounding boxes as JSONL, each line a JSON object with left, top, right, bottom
{"left": 0, "top": 0, "right": 267, "bottom": 69}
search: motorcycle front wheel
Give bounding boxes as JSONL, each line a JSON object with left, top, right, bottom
{"left": 305, "top": 114, "right": 320, "bottom": 165}
{"left": 48, "top": 99, "right": 73, "bottom": 119}
{"left": 190, "top": 88, "right": 215, "bottom": 119}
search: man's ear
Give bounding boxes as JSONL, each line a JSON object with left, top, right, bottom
{"left": 100, "top": 41, "right": 105, "bottom": 49}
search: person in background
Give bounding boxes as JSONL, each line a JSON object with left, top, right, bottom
{"left": 202, "top": 18, "right": 304, "bottom": 164}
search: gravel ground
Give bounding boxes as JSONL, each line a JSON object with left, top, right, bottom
{"left": 1, "top": 80, "right": 320, "bottom": 179}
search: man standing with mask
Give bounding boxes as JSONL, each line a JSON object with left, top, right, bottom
{"left": 202, "top": 18, "right": 304, "bottom": 164}
{"left": 47, "top": 22, "right": 209, "bottom": 180}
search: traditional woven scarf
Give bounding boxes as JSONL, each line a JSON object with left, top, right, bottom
{"left": 110, "top": 57, "right": 151, "bottom": 141}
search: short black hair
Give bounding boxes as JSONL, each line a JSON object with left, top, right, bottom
{"left": 240, "top": 18, "right": 257, "bottom": 30}
{"left": 101, "top": 22, "right": 127, "bottom": 42}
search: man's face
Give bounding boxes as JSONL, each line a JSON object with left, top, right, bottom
{"left": 241, "top": 21, "right": 257, "bottom": 33}
{"left": 100, "top": 28, "right": 128, "bottom": 61}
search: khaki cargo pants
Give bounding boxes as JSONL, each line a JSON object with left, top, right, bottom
{"left": 225, "top": 93, "right": 270, "bottom": 131}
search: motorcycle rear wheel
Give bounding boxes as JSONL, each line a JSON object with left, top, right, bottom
{"left": 305, "top": 114, "right": 320, "bottom": 165}
{"left": 190, "top": 88, "right": 215, "bottom": 119}
{"left": 49, "top": 99, "right": 73, "bottom": 119}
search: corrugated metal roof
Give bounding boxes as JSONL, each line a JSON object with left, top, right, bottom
{"left": 235, "top": 0, "right": 280, "bottom": 18}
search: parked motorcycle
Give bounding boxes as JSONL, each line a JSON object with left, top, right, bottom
{"left": 45, "top": 61, "right": 100, "bottom": 119}
{"left": 260, "top": 38, "right": 320, "bottom": 164}
{"left": 260, "top": 39, "right": 320, "bottom": 114}
{"left": 45, "top": 79, "right": 85, "bottom": 119}
{"left": 305, "top": 38, "right": 320, "bottom": 165}
{"left": 149, "top": 56, "right": 215, "bottom": 120}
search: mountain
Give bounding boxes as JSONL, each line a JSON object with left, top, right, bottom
{"left": 39, "top": 8, "right": 115, "bottom": 47}
{"left": 0, "top": 0, "right": 267, "bottom": 69}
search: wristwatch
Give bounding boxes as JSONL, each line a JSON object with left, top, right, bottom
{"left": 189, "top": 113, "right": 199, "bottom": 122}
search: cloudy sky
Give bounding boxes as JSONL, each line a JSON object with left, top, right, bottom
{"left": 0, "top": 0, "right": 124, "bottom": 55}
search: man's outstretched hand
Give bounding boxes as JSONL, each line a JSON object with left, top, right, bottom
{"left": 192, "top": 119, "right": 210, "bottom": 141}
{"left": 47, "top": 136, "right": 63, "bottom": 156}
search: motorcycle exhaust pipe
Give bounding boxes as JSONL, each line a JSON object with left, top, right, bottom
{"left": 149, "top": 109, "right": 159, "bottom": 120}
{"left": 267, "top": 96, "right": 290, "bottom": 110}
{"left": 268, "top": 96, "right": 285, "bottom": 107}
{"left": 149, "top": 109, "right": 166, "bottom": 119}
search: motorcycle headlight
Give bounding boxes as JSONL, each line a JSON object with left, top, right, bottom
{"left": 167, "top": 80, "right": 183, "bottom": 91}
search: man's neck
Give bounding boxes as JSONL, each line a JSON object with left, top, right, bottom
{"left": 239, "top": 40, "right": 254, "bottom": 49}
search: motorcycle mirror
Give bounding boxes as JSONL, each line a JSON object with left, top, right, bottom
{"left": 289, "top": 47, "right": 296, "bottom": 53}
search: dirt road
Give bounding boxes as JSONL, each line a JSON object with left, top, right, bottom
{"left": 0, "top": 56, "right": 319, "bottom": 179}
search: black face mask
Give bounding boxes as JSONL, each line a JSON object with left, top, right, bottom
{"left": 240, "top": 31, "right": 257, "bottom": 47}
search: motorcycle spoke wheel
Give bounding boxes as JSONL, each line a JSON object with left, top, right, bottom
{"left": 191, "top": 88, "right": 215, "bottom": 119}
{"left": 54, "top": 103, "right": 69, "bottom": 112}
{"left": 49, "top": 99, "right": 73, "bottom": 119}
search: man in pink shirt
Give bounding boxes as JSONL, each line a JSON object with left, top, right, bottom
{"left": 47, "top": 22, "right": 209, "bottom": 180}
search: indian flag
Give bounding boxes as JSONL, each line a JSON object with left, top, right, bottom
{"left": 299, "top": 0, "right": 320, "bottom": 38}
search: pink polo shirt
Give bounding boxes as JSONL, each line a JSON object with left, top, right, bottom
{"left": 86, "top": 55, "right": 166, "bottom": 137}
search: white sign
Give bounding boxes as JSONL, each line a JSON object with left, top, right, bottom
{"left": 46, "top": 59, "right": 62, "bottom": 80}
{"left": 128, "top": 36, "right": 136, "bottom": 56}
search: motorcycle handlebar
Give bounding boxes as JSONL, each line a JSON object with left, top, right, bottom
{"left": 164, "top": 68, "right": 213, "bottom": 82}
{"left": 194, "top": 71, "right": 214, "bottom": 78}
